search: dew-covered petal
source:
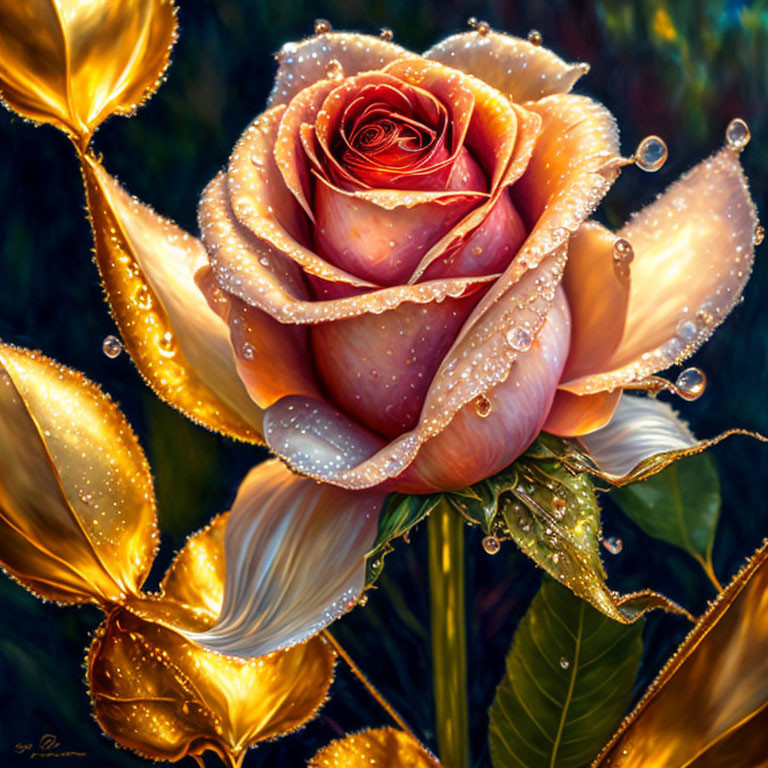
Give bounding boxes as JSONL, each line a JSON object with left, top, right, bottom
{"left": 310, "top": 290, "right": 480, "bottom": 438}
{"left": 196, "top": 266, "right": 322, "bottom": 408}
{"left": 400, "top": 289, "right": 570, "bottom": 491}
{"left": 0, "top": 344, "right": 157, "bottom": 604}
{"left": 200, "top": 171, "right": 497, "bottom": 323}
{"left": 579, "top": 395, "right": 695, "bottom": 480}
{"left": 562, "top": 147, "right": 758, "bottom": 395}
{"left": 264, "top": 263, "right": 569, "bottom": 492}
{"left": 83, "top": 157, "right": 264, "bottom": 442}
{"left": 224, "top": 106, "right": 375, "bottom": 288}
{"left": 190, "top": 460, "right": 382, "bottom": 657}
{"left": 424, "top": 30, "right": 589, "bottom": 103}
{"left": 268, "top": 31, "right": 417, "bottom": 107}
{"left": 559, "top": 221, "right": 629, "bottom": 385}
{"left": 543, "top": 389, "right": 621, "bottom": 437}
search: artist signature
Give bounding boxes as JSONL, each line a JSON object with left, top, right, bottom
{"left": 14, "top": 734, "right": 86, "bottom": 759}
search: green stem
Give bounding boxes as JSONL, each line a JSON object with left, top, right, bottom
{"left": 428, "top": 497, "right": 469, "bottom": 768}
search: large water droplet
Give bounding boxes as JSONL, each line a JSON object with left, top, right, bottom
{"left": 506, "top": 326, "right": 533, "bottom": 352}
{"left": 559, "top": 657, "right": 571, "bottom": 670}
{"left": 325, "top": 58, "right": 344, "bottom": 81}
{"left": 474, "top": 394, "right": 493, "bottom": 418}
{"left": 603, "top": 536, "right": 623, "bottom": 555}
{"left": 527, "top": 29, "right": 543, "bottom": 45}
{"left": 635, "top": 135, "right": 668, "bottom": 172}
{"left": 675, "top": 367, "right": 706, "bottom": 400}
{"left": 612, "top": 238, "right": 634, "bottom": 285}
{"left": 314, "top": 18, "right": 331, "bottom": 35}
{"left": 482, "top": 535, "right": 501, "bottom": 555}
{"left": 725, "top": 117, "right": 750, "bottom": 151}
{"left": 102, "top": 335, "right": 123, "bottom": 359}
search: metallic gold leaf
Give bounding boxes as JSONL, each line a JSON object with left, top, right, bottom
{"left": 81, "top": 155, "right": 264, "bottom": 443}
{"left": 308, "top": 727, "right": 440, "bottom": 768}
{"left": 592, "top": 539, "right": 768, "bottom": 767}
{"left": 90, "top": 516, "right": 336, "bottom": 766}
{"left": 0, "top": 0, "right": 177, "bottom": 143}
{"left": 0, "top": 343, "right": 157, "bottom": 605}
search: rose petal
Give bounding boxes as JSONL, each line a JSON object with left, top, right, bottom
{"left": 225, "top": 105, "right": 376, "bottom": 288}
{"left": 559, "top": 221, "right": 629, "bottom": 384}
{"left": 196, "top": 266, "right": 322, "bottom": 408}
{"left": 579, "top": 395, "right": 696, "bottom": 480}
{"left": 83, "top": 158, "right": 264, "bottom": 442}
{"left": 561, "top": 147, "right": 759, "bottom": 394}
{"left": 309, "top": 728, "right": 440, "bottom": 768}
{"left": 268, "top": 32, "right": 417, "bottom": 107}
{"left": 424, "top": 30, "right": 589, "bottom": 103}
{"left": 310, "top": 290, "right": 480, "bottom": 438}
{"left": 189, "top": 460, "right": 382, "bottom": 657}
{"left": 199, "top": 172, "right": 498, "bottom": 323}
{"left": 263, "top": 262, "right": 569, "bottom": 492}
{"left": 543, "top": 389, "right": 621, "bottom": 437}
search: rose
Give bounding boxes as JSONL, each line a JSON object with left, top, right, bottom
{"left": 190, "top": 27, "right": 756, "bottom": 494}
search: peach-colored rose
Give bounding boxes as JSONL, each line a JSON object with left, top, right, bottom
{"left": 189, "top": 29, "right": 757, "bottom": 495}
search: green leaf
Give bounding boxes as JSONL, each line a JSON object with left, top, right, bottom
{"left": 365, "top": 492, "right": 443, "bottom": 585}
{"left": 612, "top": 453, "right": 721, "bottom": 586}
{"left": 449, "top": 436, "right": 690, "bottom": 623}
{"left": 489, "top": 578, "right": 644, "bottom": 768}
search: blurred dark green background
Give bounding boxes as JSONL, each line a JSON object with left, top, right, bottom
{"left": 0, "top": 1, "right": 766, "bottom": 766}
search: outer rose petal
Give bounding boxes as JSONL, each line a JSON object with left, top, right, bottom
{"left": 199, "top": 171, "right": 498, "bottom": 323}
{"left": 543, "top": 389, "right": 621, "bottom": 437}
{"left": 424, "top": 30, "right": 589, "bottom": 102}
{"left": 263, "top": 270, "right": 570, "bottom": 492}
{"left": 196, "top": 267, "right": 323, "bottom": 408}
{"left": 190, "top": 460, "right": 382, "bottom": 657}
{"left": 268, "top": 32, "right": 417, "bottom": 107}
{"left": 561, "top": 147, "right": 759, "bottom": 394}
{"left": 579, "top": 395, "right": 696, "bottom": 480}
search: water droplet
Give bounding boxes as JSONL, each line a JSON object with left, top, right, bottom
{"left": 675, "top": 367, "right": 706, "bottom": 400}
{"left": 158, "top": 331, "right": 175, "bottom": 357}
{"left": 603, "top": 536, "right": 623, "bottom": 555}
{"left": 467, "top": 16, "right": 478, "bottom": 28}
{"left": 676, "top": 319, "right": 698, "bottom": 342}
{"left": 314, "top": 18, "right": 331, "bottom": 35}
{"left": 379, "top": 27, "right": 393, "bottom": 41}
{"left": 754, "top": 225, "right": 765, "bottom": 246}
{"left": 634, "top": 135, "right": 668, "bottom": 172}
{"left": 474, "top": 394, "right": 493, "bottom": 418}
{"left": 506, "top": 326, "right": 533, "bottom": 352}
{"left": 725, "top": 117, "right": 750, "bottom": 151}
{"left": 476, "top": 20, "right": 490, "bottom": 35}
{"left": 527, "top": 29, "right": 543, "bottom": 45}
{"left": 559, "top": 657, "right": 570, "bottom": 670}
{"left": 79, "top": 492, "right": 94, "bottom": 505}
{"left": 325, "top": 58, "right": 344, "bottom": 81}
{"left": 482, "top": 535, "right": 501, "bottom": 555}
{"left": 612, "top": 238, "right": 634, "bottom": 285}
{"left": 552, "top": 496, "right": 566, "bottom": 519}
{"left": 102, "top": 335, "right": 123, "bottom": 359}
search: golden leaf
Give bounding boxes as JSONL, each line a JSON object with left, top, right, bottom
{"left": 0, "top": 343, "right": 158, "bottom": 605}
{"left": 81, "top": 154, "right": 264, "bottom": 443}
{"left": 308, "top": 727, "right": 441, "bottom": 767}
{"left": 592, "top": 539, "right": 768, "bottom": 767}
{"left": 90, "top": 516, "right": 336, "bottom": 767}
{"left": 0, "top": 0, "right": 177, "bottom": 144}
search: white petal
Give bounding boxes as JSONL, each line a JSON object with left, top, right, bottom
{"left": 189, "top": 460, "right": 382, "bottom": 657}
{"left": 579, "top": 395, "right": 695, "bottom": 479}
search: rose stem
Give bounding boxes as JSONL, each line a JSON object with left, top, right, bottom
{"left": 428, "top": 496, "right": 470, "bottom": 768}
{"left": 322, "top": 629, "right": 422, "bottom": 745}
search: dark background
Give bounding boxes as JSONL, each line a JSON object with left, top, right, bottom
{"left": 0, "top": 0, "right": 766, "bottom": 766}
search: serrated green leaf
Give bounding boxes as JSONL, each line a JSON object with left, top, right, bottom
{"left": 365, "top": 492, "right": 442, "bottom": 585}
{"left": 489, "top": 578, "right": 643, "bottom": 768}
{"left": 611, "top": 454, "right": 721, "bottom": 586}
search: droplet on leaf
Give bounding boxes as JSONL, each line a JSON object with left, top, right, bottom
{"left": 675, "top": 367, "right": 707, "bottom": 400}
{"left": 635, "top": 135, "right": 668, "bottom": 172}
{"left": 102, "top": 335, "right": 123, "bottom": 359}
{"left": 559, "top": 657, "right": 570, "bottom": 669}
